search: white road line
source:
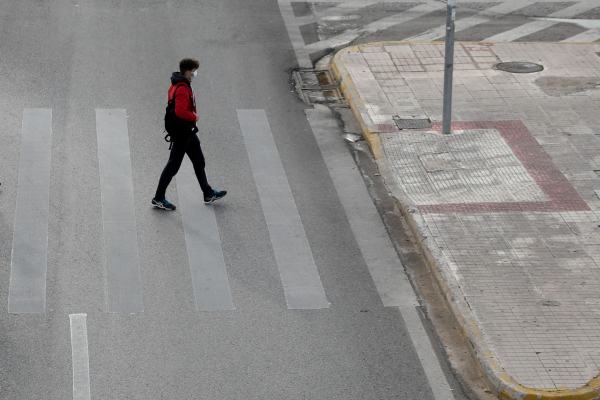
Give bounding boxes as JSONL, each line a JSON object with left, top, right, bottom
{"left": 548, "top": 0, "right": 600, "bottom": 19}
{"left": 539, "top": 17, "right": 600, "bottom": 30}
{"left": 96, "top": 109, "right": 144, "bottom": 313}
{"left": 237, "top": 109, "right": 329, "bottom": 310}
{"left": 313, "top": 0, "right": 380, "bottom": 18}
{"left": 302, "top": 2, "right": 442, "bottom": 52}
{"left": 302, "top": 0, "right": 600, "bottom": 2}
{"left": 561, "top": 29, "right": 600, "bottom": 42}
{"left": 348, "top": 2, "right": 442, "bottom": 35}
{"left": 177, "top": 158, "right": 235, "bottom": 311}
{"left": 278, "top": 1, "right": 313, "bottom": 68}
{"left": 306, "top": 106, "right": 454, "bottom": 400}
{"left": 70, "top": 314, "right": 91, "bottom": 400}
{"left": 484, "top": 19, "right": 558, "bottom": 42}
{"left": 403, "top": 2, "right": 532, "bottom": 42}
{"left": 8, "top": 108, "right": 52, "bottom": 313}
{"left": 404, "top": 15, "right": 491, "bottom": 42}
{"left": 484, "top": 0, "right": 600, "bottom": 42}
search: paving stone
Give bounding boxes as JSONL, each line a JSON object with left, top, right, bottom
{"left": 336, "top": 42, "right": 600, "bottom": 391}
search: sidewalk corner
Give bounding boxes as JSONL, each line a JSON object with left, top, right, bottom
{"left": 332, "top": 41, "right": 600, "bottom": 400}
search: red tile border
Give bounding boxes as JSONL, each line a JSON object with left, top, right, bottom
{"left": 399, "top": 121, "right": 590, "bottom": 214}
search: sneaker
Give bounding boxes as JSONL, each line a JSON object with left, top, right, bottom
{"left": 204, "top": 190, "right": 227, "bottom": 204}
{"left": 152, "top": 197, "right": 176, "bottom": 211}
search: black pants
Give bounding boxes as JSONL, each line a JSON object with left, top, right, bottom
{"left": 154, "top": 133, "right": 213, "bottom": 200}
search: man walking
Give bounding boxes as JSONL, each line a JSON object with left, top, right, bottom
{"left": 152, "top": 58, "right": 226, "bottom": 211}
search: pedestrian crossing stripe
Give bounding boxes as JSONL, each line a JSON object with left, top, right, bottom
{"left": 96, "top": 109, "right": 144, "bottom": 313}
{"left": 7, "top": 108, "right": 331, "bottom": 313}
{"left": 177, "top": 158, "right": 235, "bottom": 311}
{"left": 8, "top": 109, "right": 52, "bottom": 314}
{"left": 278, "top": 0, "right": 600, "bottom": 68}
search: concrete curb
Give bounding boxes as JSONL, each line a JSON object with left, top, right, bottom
{"left": 332, "top": 42, "right": 600, "bottom": 400}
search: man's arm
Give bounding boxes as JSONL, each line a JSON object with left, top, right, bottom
{"left": 174, "top": 87, "right": 197, "bottom": 122}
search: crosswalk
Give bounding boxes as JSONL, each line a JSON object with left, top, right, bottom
{"left": 7, "top": 108, "right": 330, "bottom": 314}
{"left": 278, "top": 0, "right": 600, "bottom": 68}
{"left": 8, "top": 109, "right": 52, "bottom": 313}
{"left": 96, "top": 109, "right": 144, "bottom": 313}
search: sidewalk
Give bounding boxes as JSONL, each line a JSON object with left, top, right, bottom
{"left": 331, "top": 42, "right": 600, "bottom": 399}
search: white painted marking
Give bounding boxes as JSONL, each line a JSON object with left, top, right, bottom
{"left": 306, "top": 108, "right": 417, "bottom": 307}
{"left": 302, "top": 2, "right": 442, "bottom": 53}
{"left": 314, "top": 0, "right": 380, "bottom": 18}
{"left": 177, "top": 158, "right": 235, "bottom": 311}
{"left": 561, "top": 29, "right": 600, "bottom": 42}
{"left": 280, "top": 0, "right": 600, "bottom": 3}
{"left": 484, "top": 19, "right": 557, "bottom": 42}
{"left": 307, "top": 106, "right": 454, "bottom": 400}
{"left": 405, "top": 15, "right": 491, "bottom": 42}
{"left": 278, "top": 1, "right": 313, "bottom": 68}
{"left": 339, "top": 2, "right": 442, "bottom": 35}
{"left": 547, "top": 0, "right": 600, "bottom": 19}
{"left": 9, "top": 108, "right": 52, "bottom": 313}
{"left": 237, "top": 109, "right": 329, "bottom": 309}
{"left": 537, "top": 17, "right": 600, "bottom": 30}
{"left": 484, "top": 1, "right": 600, "bottom": 42}
{"left": 321, "top": 15, "right": 361, "bottom": 21}
{"left": 70, "top": 314, "right": 91, "bottom": 400}
{"left": 96, "top": 109, "right": 144, "bottom": 313}
{"left": 403, "top": 2, "right": 532, "bottom": 42}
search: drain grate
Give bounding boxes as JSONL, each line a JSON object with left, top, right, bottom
{"left": 394, "top": 117, "right": 431, "bottom": 130}
{"left": 495, "top": 62, "right": 543, "bottom": 73}
{"left": 295, "top": 70, "right": 335, "bottom": 87}
{"left": 300, "top": 89, "right": 343, "bottom": 104}
{"left": 293, "top": 69, "right": 344, "bottom": 105}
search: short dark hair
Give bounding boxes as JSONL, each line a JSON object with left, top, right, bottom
{"left": 179, "top": 58, "right": 199, "bottom": 74}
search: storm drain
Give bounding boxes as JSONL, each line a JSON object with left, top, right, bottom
{"left": 393, "top": 116, "right": 431, "bottom": 130}
{"left": 495, "top": 62, "right": 543, "bottom": 73}
{"left": 293, "top": 70, "right": 344, "bottom": 105}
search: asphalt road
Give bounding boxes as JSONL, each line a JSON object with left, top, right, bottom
{"left": 0, "top": 1, "right": 470, "bottom": 399}
{"left": 280, "top": 0, "right": 600, "bottom": 68}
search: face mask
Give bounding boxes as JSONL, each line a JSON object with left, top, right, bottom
{"left": 189, "top": 70, "right": 197, "bottom": 80}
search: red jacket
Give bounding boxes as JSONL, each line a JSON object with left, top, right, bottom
{"left": 168, "top": 73, "right": 196, "bottom": 123}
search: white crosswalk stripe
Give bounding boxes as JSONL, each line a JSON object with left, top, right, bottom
{"left": 8, "top": 109, "right": 52, "bottom": 314}
{"left": 6, "top": 108, "right": 333, "bottom": 314}
{"left": 483, "top": 19, "right": 558, "bottom": 42}
{"left": 561, "top": 29, "right": 600, "bottom": 42}
{"left": 237, "top": 109, "right": 330, "bottom": 310}
{"left": 177, "top": 158, "right": 235, "bottom": 312}
{"left": 404, "top": 2, "right": 531, "bottom": 42}
{"left": 96, "top": 109, "right": 144, "bottom": 313}
{"left": 483, "top": 1, "right": 599, "bottom": 41}
{"left": 278, "top": 0, "right": 600, "bottom": 68}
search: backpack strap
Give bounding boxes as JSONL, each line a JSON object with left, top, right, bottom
{"left": 164, "top": 83, "right": 190, "bottom": 149}
{"left": 170, "top": 83, "right": 187, "bottom": 101}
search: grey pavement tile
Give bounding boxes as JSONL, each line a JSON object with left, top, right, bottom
{"left": 344, "top": 43, "right": 600, "bottom": 390}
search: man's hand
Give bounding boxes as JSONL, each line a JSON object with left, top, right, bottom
{"left": 194, "top": 113, "right": 200, "bottom": 122}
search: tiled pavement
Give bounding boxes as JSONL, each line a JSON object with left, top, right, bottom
{"left": 332, "top": 42, "right": 600, "bottom": 398}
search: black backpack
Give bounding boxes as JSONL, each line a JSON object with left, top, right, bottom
{"left": 164, "top": 83, "right": 199, "bottom": 149}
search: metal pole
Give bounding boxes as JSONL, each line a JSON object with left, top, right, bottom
{"left": 442, "top": 0, "right": 456, "bottom": 134}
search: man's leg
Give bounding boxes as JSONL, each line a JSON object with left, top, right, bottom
{"left": 185, "top": 134, "right": 213, "bottom": 197}
{"left": 154, "top": 137, "right": 189, "bottom": 201}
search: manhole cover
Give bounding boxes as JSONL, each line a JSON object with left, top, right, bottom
{"left": 394, "top": 118, "right": 431, "bottom": 130}
{"left": 496, "top": 62, "right": 543, "bottom": 73}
